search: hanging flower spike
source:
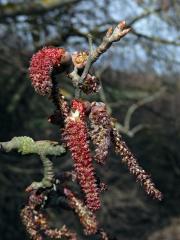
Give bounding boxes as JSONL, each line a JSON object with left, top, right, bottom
{"left": 63, "top": 99, "right": 100, "bottom": 211}
{"left": 29, "top": 47, "right": 66, "bottom": 96}
{"left": 21, "top": 191, "right": 45, "bottom": 240}
{"left": 111, "top": 119, "right": 163, "bottom": 201}
{"left": 21, "top": 190, "right": 77, "bottom": 240}
{"left": 89, "top": 102, "right": 111, "bottom": 164}
{"left": 21, "top": 204, "right": 43, "bottom": 240}
{"left": 64, "top": 188, "right": 98, "bottom": 235}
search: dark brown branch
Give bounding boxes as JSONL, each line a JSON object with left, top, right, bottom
{"left": 132, "top": 29, "right": 180, "bottom": 46}
{"left": 129, "top": 7, "right": 162, "bottom": 25}
{"left": 0, "top": 0, "right": 80, "bottom": 21}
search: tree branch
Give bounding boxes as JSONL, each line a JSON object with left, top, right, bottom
{"left": 0, "top": 137, "right": 66, "bottom": 190}
{"left": 132, "top": 29, "right": 180, "bottom": 46}
{"left": 0, "top": 0, "right": 80, "bottom": 21}
{"left": 123, "top": 87, "right": 166, "bottom": 132}
{"left": 0, "top": 136, "right": 66, "bottom": 156}
{"left": 129, "top": 7, "right": 162, "bottom": 25}
{"left": 69, "top": 21, "right": 131, "bottom": 98}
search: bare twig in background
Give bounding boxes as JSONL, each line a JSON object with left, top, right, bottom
{"left": 129, "top": 7, "right": 163, "bottom": 25}
{"left": 131, "top": 30, "right": 180, "bottom": 46}
{"left": 0, "top": 0, "right": 81, "bottom": 21}
{"left": 123, "top": 87, "right": 166, "bottom": 135}
{"left": 111, "top": 87, "right": 166, "bottom": 137}
{"left": 96, "top": 66, "right": 166, "bottom": 137}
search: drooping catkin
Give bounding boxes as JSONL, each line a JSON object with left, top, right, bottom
{"left": 89, "top": 102, "right": 111, "bottom": 164}
{"left": 21, "top": 191, "right": 77, "bottom": 240}
{"left": 63, "top": 99, "right": 100, "bottom": 211}
{"left": 29, "top": 47, "right": 65, "bottom": 96}
{"left": 64, "top": 188, "right": 98, "bottom": 235}
{"left": 111, "top": 119, "right": 162, "bottom": 200}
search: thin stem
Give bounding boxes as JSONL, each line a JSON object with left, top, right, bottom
{"left": 75, "top": 88, "right": 81, "bottom": 99}
{"left": 41, "top": 155, "right": 55, "bottom": 187}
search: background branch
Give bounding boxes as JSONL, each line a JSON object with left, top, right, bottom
{"left": 0, "top": 0, "right": 81, "bottom": 21}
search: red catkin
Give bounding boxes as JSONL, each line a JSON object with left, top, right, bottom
{"left": 64, "top": 188, "right": 98, "bottom": 235}
{"left": 29, "top": 47, "right": 65, "bottom": 96}
{"left": 63, "top": 99, "right": 100, "bottom": 211}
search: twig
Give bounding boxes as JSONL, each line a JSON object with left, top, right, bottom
{"left": 95, "top": 63, "right": 166, "bottom": 137}
{"left": 129, "top": 7, "right": 162, "bottom": 25}
{"left": 0, "top": 0, "right": 80, "bottom": 21}
{"left": 0, "top": 136, "right": 66, "bottom": 156}
{"left": 114, "top": 86, "right": 166, "bottom": 137}
{"left": 80, "top": 21, "right": 131, "bottom": 81}
{"left": 69, "top": 21, "right": 131, "bottom": 99}
{"left": 132, "top": 29, "right": 180, "bottom": 46}
{"left": 26, "top": 155, "right": 55, "bottom": 191}
{"left": 0, "top": 137, "right": 66, "bottom": 190}
{"left": 123, "top": 87, "right": 166, "bottom": 132}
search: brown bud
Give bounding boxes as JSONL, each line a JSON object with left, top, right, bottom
{"left": 71, "top": 51, "right": 89, "bottom": 69}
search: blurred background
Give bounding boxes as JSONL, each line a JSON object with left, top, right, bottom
{"left": 0, "top": 0, "right": 180, "bottom": 239}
